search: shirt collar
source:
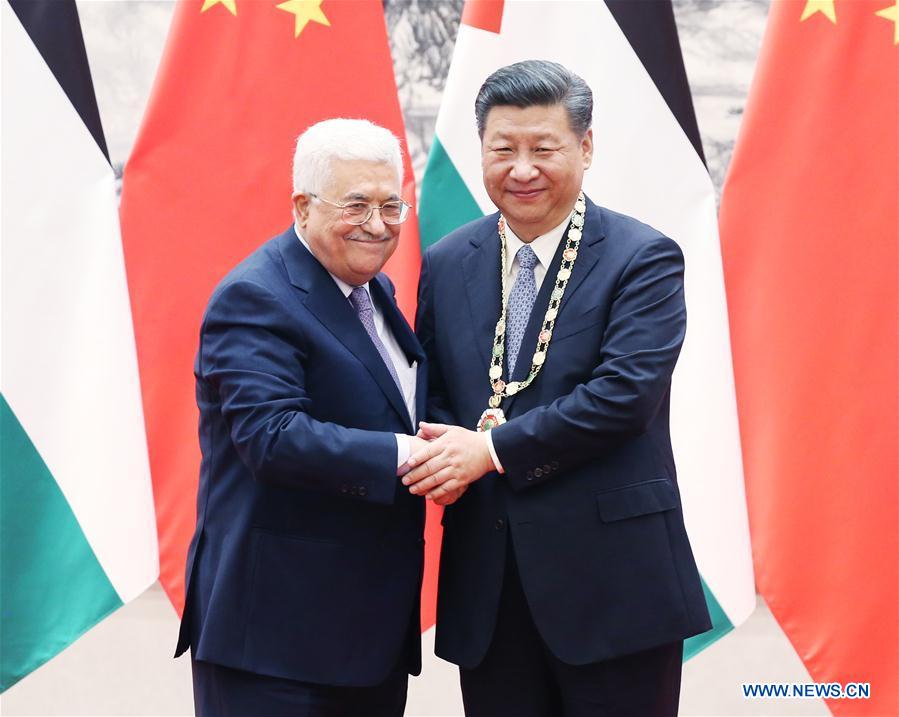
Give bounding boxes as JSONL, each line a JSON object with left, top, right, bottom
{"left": 294, "top": 223, "right": 369, "bottom": 299}
{"left": 503, "top": 211, "right": 574, "bottom": 275}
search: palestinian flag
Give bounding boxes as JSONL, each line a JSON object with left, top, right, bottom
{"left": 1, "top": 0, "right": 158, "bottom": 690}
{"left": 419, "top": 0, "right": 756, "bottom": 658}
{"left": 720, "top": 1, "right": 898, "bottom": 713}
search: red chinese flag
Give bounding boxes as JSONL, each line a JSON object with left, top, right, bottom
{"left": 119, "top": 0, "right": 437, "bottom": 624}
{"left": 719, "top": 1, "right": 897, "bottom": 714}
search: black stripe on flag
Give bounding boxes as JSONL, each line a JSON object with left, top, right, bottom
{"left": 604, "top": 0, "right": 706, "bottom": 166}
{"left": 7, "top": 0, "right": 109, "bottom": 162}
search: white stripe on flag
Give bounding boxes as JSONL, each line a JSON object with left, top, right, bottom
{"left": 1, "top": 1, "right": 158, "bottom": 602}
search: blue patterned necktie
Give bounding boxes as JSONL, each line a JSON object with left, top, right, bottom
{"left": 506, "top": 244, "right": 538, "bottom": 377}
{"left": 348, "top": 286, "right": 402, "bottom": 392}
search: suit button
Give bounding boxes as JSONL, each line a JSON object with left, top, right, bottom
{"left": 543, "top": 464, "right": 551, "bottom": 473}
{"left": 495, "top": 519, "right": 505, "bottom": 531}
{"left": 358, "top": 486, "right": 367, "bottom": 497}
{"left": 350, "top": 487, "right": 358, "bottom": 496}
{"left": 551, "top": 461, "right": 560, "bottom": 470}
{"left": 525, "top": 470, "right": 534, "bottom": 481}
{"left": 340, "top": 484, "right": 349, "bottom": 494}
{"left": 533, "top": 467, "right": 543, "bottom": 478}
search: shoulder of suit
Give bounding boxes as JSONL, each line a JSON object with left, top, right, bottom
{"left": 425, "top": 212, "right": 499, "bottom": 264}
{"left": 592, "top": 203, "right": 674, "bottom": 250}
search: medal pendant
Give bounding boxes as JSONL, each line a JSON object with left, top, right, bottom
{"left": 476, "top": 408, "right": 507, "bottom": 432}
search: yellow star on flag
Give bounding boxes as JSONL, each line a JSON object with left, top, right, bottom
{"left": 800, "top": 0, "right": 837, "bottom": 23}
{"left": 875, "top": 0, "right": 899, "bottom": 44}
{"left": 200, "top": 0, "right": 237, "bottom": 16}
{"left": 276, "top": 0, "right": 331, "bottom": 38}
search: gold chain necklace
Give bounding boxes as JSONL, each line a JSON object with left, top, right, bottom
{"left": 476, "top": 192, "right": 586, "bottom": 432}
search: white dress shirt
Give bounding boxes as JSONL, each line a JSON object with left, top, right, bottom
{"left": 294, "top": 227, "right": 417, "bottom": 471}
{"left": 485, "top": 212, "right": 574, "bottom": 472}
{"left": 503, "top": 212, "right": 573, "bottom": 299}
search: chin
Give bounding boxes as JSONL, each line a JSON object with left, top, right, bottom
{"left": 348, "top": 260, "right": 385, "bottom": 282}
{"left": 506, "top": 207, "right": 546, "bottom": 226}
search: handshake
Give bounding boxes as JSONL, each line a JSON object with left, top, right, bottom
{"left": 399, "top": 422, "right": 497, "bottom": 506}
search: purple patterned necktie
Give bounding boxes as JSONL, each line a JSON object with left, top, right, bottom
{"left": 506, "top": 244, "right": 538, "bottom": 377}
{"left": 349, "top": 286, "right": 402, "bottom": 392}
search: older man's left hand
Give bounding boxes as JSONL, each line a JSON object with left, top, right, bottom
{"left": 402, "top": 422, "right": 495, "bottom": 501}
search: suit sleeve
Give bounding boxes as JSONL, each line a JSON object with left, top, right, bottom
{"left": 415, "top": 248, "right": 456, "bottom": 426}
{"left": 198, "top": 278, "right": 398, "bottom": 504}
{"left": 490, "top": 235, "right": 687, "bottom": 491}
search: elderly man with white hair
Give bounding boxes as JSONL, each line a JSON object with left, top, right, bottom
{"left": 175, "top": 118, "right": 427, "bottom": 716}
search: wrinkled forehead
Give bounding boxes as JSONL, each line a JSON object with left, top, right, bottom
{"left": 323, "top": 158, "right": 402, "bottom": 200}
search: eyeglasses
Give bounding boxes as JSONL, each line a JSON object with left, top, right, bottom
{"left": 309, "top": 193, "right": 411, "bottom": 225}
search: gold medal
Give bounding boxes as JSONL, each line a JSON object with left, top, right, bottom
{"left": 476, "top": 408, "right": 507, "bottom": 432}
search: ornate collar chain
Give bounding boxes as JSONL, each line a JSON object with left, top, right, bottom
{"left": 476, "top": 192, "right": 586, "bottom": 432}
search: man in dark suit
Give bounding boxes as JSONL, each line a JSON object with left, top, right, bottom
{"left": 405, "top": 61, "right": 712, "bottom": 716}
{"left": 175, "top": 119, "right": 427, "bottom": 716}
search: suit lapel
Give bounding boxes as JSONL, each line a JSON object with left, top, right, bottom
{"left": 558, "top": 199, "right": 604, "bottom": 315}
{"left": 462, "top": 215, "right": 504, "bottom": 374}
{"left": 279, "top": 230, "right": 413, "bottom": 432}
{"left": 371, "top": 276, "right": 425, "bottom": 368}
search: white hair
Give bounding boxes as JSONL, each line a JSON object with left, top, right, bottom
{"left": 292, "top": 118, "right": 403, "bottom": 195}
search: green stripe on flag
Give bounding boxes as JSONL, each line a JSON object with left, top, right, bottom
{"left": 684, "top": 576, "right": 735, "bottom": 661}
{"left": 0, "top": 394, "right": 122, "bottom": 691}
{"left": 419, "top": 136, "right": 483, "bottom": 249}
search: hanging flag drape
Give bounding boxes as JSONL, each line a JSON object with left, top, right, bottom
{"left": 1, "top": 0, "right": 157, "bottom": 690}
{"left": 719, "top": 1, "right": 898, "bottom": 714}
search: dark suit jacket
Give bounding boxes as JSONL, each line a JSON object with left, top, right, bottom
{"left": 416, "top": 197, "right": 711, "bottom": 669}
{"left": 175, "top": 227, "right": 426, "bottom": 687}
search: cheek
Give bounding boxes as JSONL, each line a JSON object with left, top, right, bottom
{"left": 543, "top": 164, "right": 576, "bottom": 190}
{"left": 319, "top": 225, "right": 349, "bottom": 260}
{"left": 482, "top": 154, "right": 505, "bottom": 173}
{"left": 562, "top": 159, "right": 585, "bottom": 182}
{"left": 482, "top": 162, "right": 507, "bottom": 191}
{"left": 310, "top": 215, "right": 331, "bottom": 238}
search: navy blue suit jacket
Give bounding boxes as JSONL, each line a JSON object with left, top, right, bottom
{"left": 416, "top": 198, "right": 711, "bottom": 668}
{"left": 175, "top": 227, "right": 426, "bottom": 687}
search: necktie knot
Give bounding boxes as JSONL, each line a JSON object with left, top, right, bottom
{"left": 349, "top": 286, "right": 372, "bottom": 314}
{"left": 517, "top": 244, "right": 538, "bottom": 271}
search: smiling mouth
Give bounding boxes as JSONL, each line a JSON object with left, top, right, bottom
{"left": 508, "top": 188, "right": 545, "bottom": 199}
{"left": 347, "top": 235, "right": 391, "bottom": 244}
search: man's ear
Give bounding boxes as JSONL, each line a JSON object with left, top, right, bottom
{"left": 581, "top": 128, "right": 594, "bottom": 170}
{"left": 293, "top": 193, "right": 311, "bottom": 227}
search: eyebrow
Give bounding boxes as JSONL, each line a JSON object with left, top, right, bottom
{"left": 341, "top": 192, "right": 401, "bottom": 202}
{"left": 489, "top": 132, "right": 560, "bottom": 143}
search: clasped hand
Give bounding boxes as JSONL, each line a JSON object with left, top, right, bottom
{"left": 402, "top": 422, "right": 494, "bottom": 506}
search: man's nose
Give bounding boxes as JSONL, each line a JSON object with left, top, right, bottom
{"left": 363, "top": 208, "right": 387, "bottom": 235}
{"left": 509, "top": 156, "right": 539, "bottom": 181}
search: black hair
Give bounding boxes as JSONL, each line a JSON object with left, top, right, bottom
{"left": 475, "top": 60, "right": 593, "bottom": 138}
